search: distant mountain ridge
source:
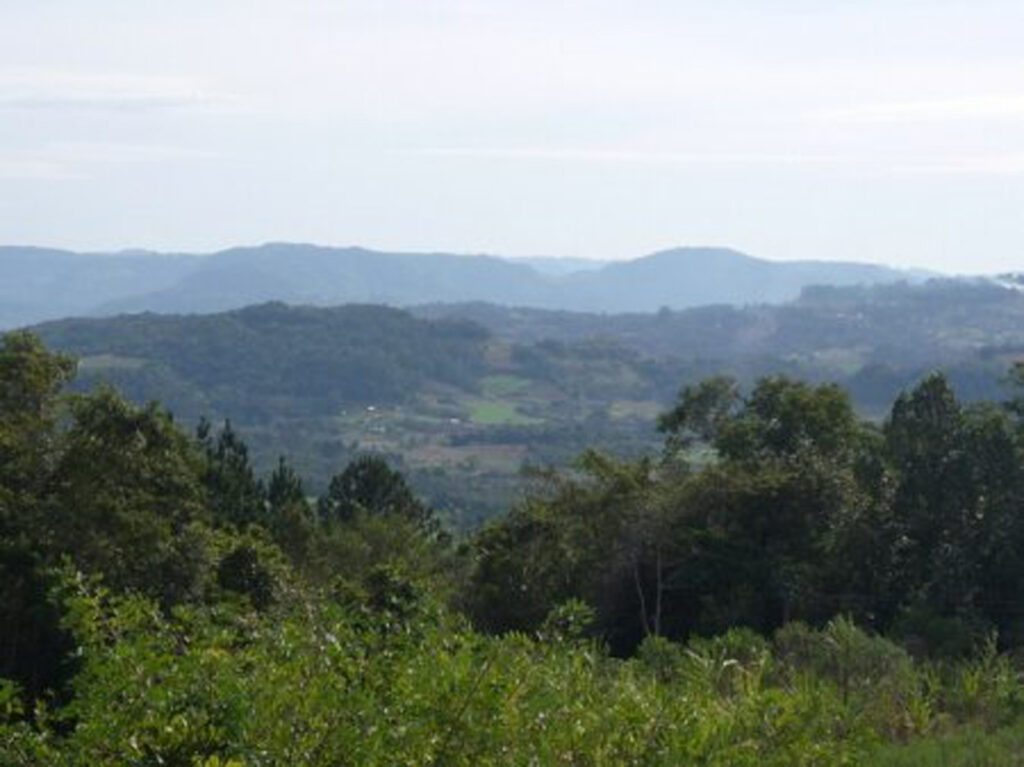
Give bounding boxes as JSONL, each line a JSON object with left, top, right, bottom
{"left": 560, "top": 247, "right": 915, "bottom": 312}
{"left": 0, "top": 242, "right": 927, "bottom": 328}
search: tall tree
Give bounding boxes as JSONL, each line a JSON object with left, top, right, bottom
{"left": 265, "top": 455, "right": 315, "bottom": 565}
{"left": 317, "top": 455, "right": 432, "bottom": 530}
{"left": 197, "top": 418, "right": 266, "bottom": 527}
{"left": 658, "top": 375, "right": 741, "bottom": 455}
{"left": 884, "top": 373, "right": 976, "bottom": 616}
{"left": 0, "top": 333, "right": 76, "bottom": 701}
{"left": 52, "top": 389, "right": 210, "bottom": 603}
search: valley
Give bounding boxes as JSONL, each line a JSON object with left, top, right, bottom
{"left": 27, "top": 277, "right": 1024, "bottom": 529}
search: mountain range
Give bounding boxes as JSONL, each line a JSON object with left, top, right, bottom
{"left": 0, "top": 242, "right": 926, "bottom": 328}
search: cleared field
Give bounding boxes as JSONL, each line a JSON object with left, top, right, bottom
{"left": 608, "top": 399, "right": 662, "bottom": 420}
{"left": 77, "top": 354, "right": 149, "bottom": 371}
{"left": 480, "top": 374, "right": 532, "bottom": 397}
{"left": 466, "top": 398, "right": 544, "bottom": 425}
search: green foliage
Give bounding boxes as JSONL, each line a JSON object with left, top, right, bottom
{"left": 10, "top": 334, "right": 1024, "bottom": 763}
{"left": 872, "top": 722, "right": 1024, "bottom": 767}
{"left": 265, "top": 455, "right": 305, "bottom": 514}
{"left": 0, "top": 574, "right": 903, "bottom": 766}
{"left": 216, "top": 546, "right": 275, "bottom": 610}
{"left": 317, "top": 454, "right": 433, "bottom": 530}
{"left": 466, "top": 378, "right": 878, "bottom": 647}
{"left": 1, "top": 336, "right": 214, "bottom": 699}
{"left": 197, "top": 418, "right": 266, "bottom": 528}
{"left": 468, "top": 371, "right": 1024, "bottom": 658}
{"left": 53, "top": 389, "right": 210, "bottom": 603}
{"left": 537, "top": 599, "right": 597, "bottom": 644}
{"left": 26, "top": 280, "right": 1024, "bottom": 522}
{"left": 38, "top": 302, "right": 489, "bottom": 417}
{"left": 0, "top": 330, "right": 75, "bottom": 424}
{"left": 263, "top": 455, "right": 314, "bottom": 563}
{"left": 14, "top": 569, "right": 1024, "bottom": 767}
{"left": 715, "top": 376, "right": 859, "bottom": 462}
{"left": 658, "top": 374, "right": 741, "bottom": 452}
{"left": 464, "top": 451, "right": 658, "bottom": 650}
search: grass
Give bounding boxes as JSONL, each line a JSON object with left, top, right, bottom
{"left": 871, "top": 722, "right": 1024, "bottom": 767}
{"left": 466, "top": 398, "right": 543, "bottom": 426}
{"left": 480, "top": 374, "right": 532, "bottom": 398}
{"left": 77, "top": 354, "right": 148, "bottom": 371}
{"left": 608, "top": 399, "right": 662, "bottom": 420}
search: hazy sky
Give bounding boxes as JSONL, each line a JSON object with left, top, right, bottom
{"left": 2, "top": 0, "right": 1023, "bottom": 272}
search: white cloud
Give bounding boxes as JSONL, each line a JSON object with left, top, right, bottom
{"left": 892, "top": 153, "right": 1024, "bottom": 176}
{"left": 409, "top": 147, "right": 846, "bottom": 167}
{"left": 811, "top": 96, "right": 1024, "bottom": 125}
{"left": 0, "top": 156, "right": 80, "bottom": 181}
{"left": 0, "top": 142, "right": 222, "bottom": 180}
{"left": 48, "top": 142, "right": 224, "bottom": 164}
{"left": 410, "top": 146, "right": 1024, "bottom": 179}
{"left": 0, "top": 69, "right": 243, "bottom": 113}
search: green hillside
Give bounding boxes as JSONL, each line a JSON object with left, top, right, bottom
{"left": 32, "top": 304, "right": 671, "bottom": 527}
{"left": 25, "top": 282, "right": 1024, "bottom": 527}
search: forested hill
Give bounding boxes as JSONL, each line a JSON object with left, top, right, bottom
{"left": 29, "top": 302, "right": 677, "bottom": 519}
{"left": 1, "top": 242, "right": 921, "bottom": 327}
{"left": 415, "top": 279, "right": 1024, "bottom": 404}
{"left": 33, "top": 303, "right": 490, "bottom": 416}
{"left": 23, "top": 281, "right": 1024, "bottom": 524}
{"left": 33, "top": 280, "right": 1023, "bottom": 422}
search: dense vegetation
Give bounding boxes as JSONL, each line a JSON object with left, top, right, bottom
{"left": 417, "top": 279, "right": 1024, "bottom": 409}
{"left": 29, "top": 281, "right": 1024, "bottom": 529}
{"left": 7, "top": 332, "right": 1024, "bottom": 764}
{"left": 466, "top": 372, "right": 1024, "bottom": 656}
{"left": 36, "top": 302, "right": 489, "bottom": 416}
{"left": 32, "top": 303, "right": 674, "bottom": 525}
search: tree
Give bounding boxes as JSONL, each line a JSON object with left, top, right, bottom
{"left": 265, "top": 456, "right": 315, "bottom": 565}
{"left": 310, "top": 455, "right": 447, "bottom": 588}
{"left": 197, "top": 418, "right": 266, "bottom": 528}
{"left": 962, "top": 402, "right": 1024, "bottom": 644}
{"left": 267, "top": 455, "right": 306, "bottom": 513}
{"left": 317, "top": 455, "right": 431, "bottom": 529}
{"left": 1, "top": 337, "right": 218, "bottom": 699}
{"left": 0, "top": 331, "right": 75, "bottom": 532}
{"left": 884, "top": 374, "right": 974, "bottom": 613}
{"left": 0, "top": 333, "right": 76, "bottom": 701}
{"left": 655, "top": 377, "right": 871, "bottom": 634}
{"left": 658, "top": 375, "right": 740, "bottom": 456}
{"left": 467, "top": 378, "right": 874, "bottom": 649}
{"left": 1, "top": 336, "right": 246, "bottom": 701}
{"left": 465, "top": 451, "right": 661, "bottom": 651}
{"left": 714, "top": 376, "right": 859, "bottom": 464}
{"left": 51, "top": 389, "right": 210, "bottom": 604}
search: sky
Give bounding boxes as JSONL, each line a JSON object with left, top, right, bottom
{"left": 1, "top": 0, "right": 1023, "bottom": 273}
